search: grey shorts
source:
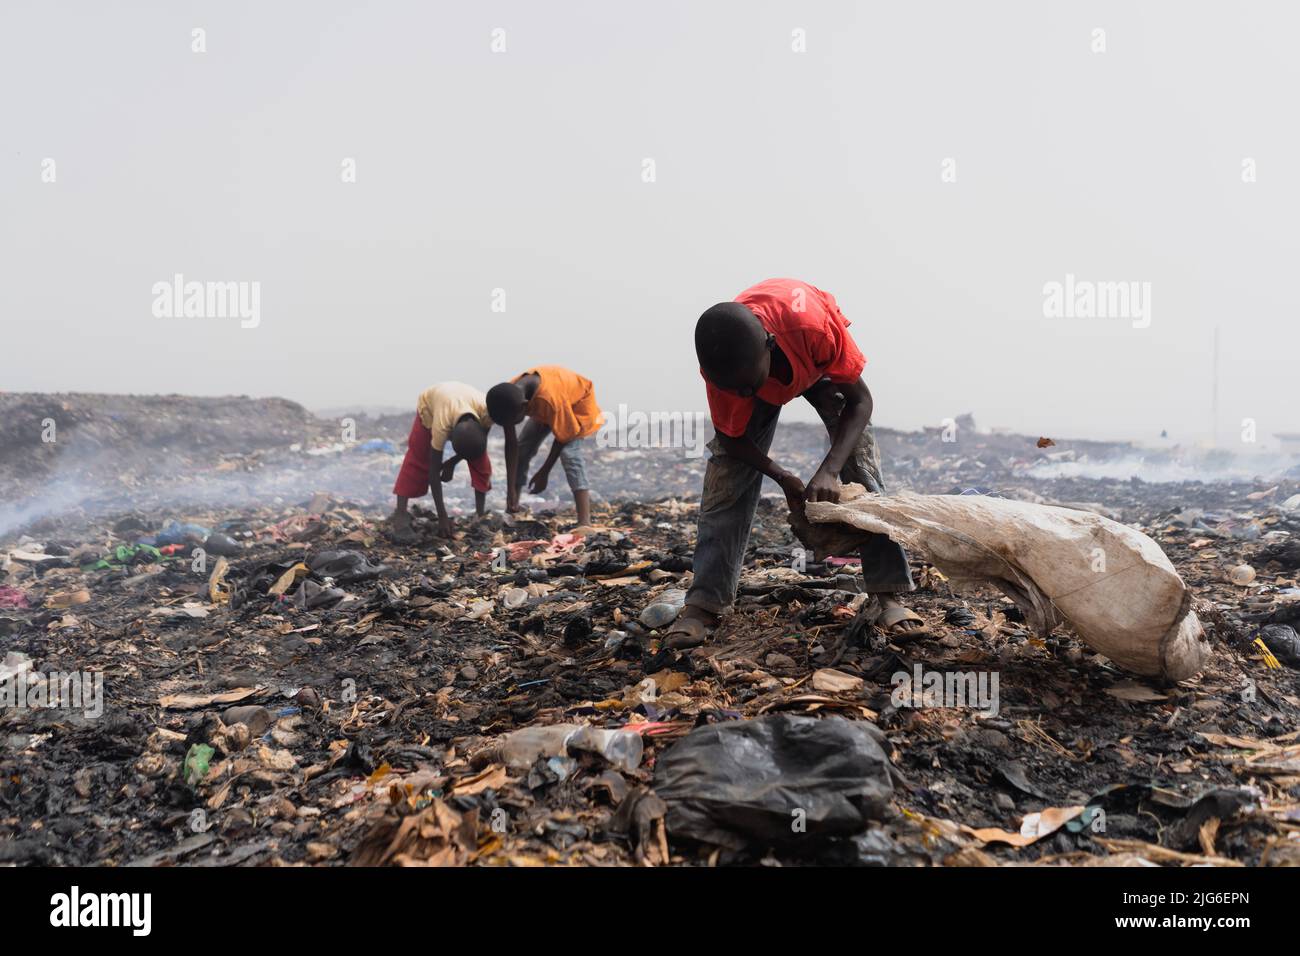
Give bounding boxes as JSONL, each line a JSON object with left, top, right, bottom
{"left": 515, "top": 420, "right": 590, "bottom": 493}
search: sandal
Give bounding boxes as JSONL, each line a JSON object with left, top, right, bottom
{"left": 878, "top": 604, "right": 931, "bottom": 641}
{"left": 662, "top": 613, "right": 711, "bottom": 650}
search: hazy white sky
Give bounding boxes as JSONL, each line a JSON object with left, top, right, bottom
{"left": 2, "top": 1, "right": 1296, "bottom": 444}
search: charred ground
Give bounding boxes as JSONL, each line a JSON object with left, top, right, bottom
{"left": 2, "top": 394, "right": 1298, "bottom": 866}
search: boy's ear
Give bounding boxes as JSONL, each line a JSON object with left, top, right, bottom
{"left": 764, "top": 333, "right": 777, "bottom": 352}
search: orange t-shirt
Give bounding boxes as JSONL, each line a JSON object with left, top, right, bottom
{"left": 704, "top": 278, "right": 866, "bottom": 438}
{"left": 514, "top": 366, "right": 604, "bottom": 443}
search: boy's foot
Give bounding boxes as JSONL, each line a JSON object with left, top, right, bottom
{"left": 390, "top": 511, "right": 417, "bottom": 544}
{"left": 878, "top": 596, "right": 929, "bottom": 640}
{"left": 662, "top": 606, "right": 716, "bottom": 649}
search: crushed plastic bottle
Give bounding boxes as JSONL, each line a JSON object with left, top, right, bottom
{"left": 639, "top": 589, "right": 687, "bottom": 629}
{"left": 500, "top": 725, "right": 573, "bottom": 769}
{"left": 151, "top": 521, "right": 212, "bottom": 547}
{"left": 568, "top": 726, "right": 643, "bottom": 772}
{"left": 499, "top": 723, "right": 643, "bottom": 772}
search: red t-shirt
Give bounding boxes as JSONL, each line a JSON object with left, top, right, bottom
{"left": 704, "top": 278, "right": 866, "bottom": 438}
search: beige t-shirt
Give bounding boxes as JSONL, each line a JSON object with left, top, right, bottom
{"left": 416, "top": 382, "right": 492, "bottom": 449}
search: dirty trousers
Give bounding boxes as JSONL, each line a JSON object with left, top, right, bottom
{"left": 393, "top": 415, "right": 491, "bottom": 497}
{"left": 514, "top": 418, "right": 591, "bottom": 494}
{"left": 685, "top": 388, "right": 914, "bottom": 616}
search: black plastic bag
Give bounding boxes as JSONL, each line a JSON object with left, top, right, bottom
{"left": 652, "top": 714, "right": 893, "bottom": 851}
{"left": 309, "top": 550, "right": 388, "bottom": 585}
{"left": 1259, "top": 624, "right": 1300, "bottom": 668}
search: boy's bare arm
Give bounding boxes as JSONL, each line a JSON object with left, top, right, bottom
{"left": 716, "top": 433, "right": 807, "bottom": 512}
{"left": 429, "top": 447, "right": 453, "bottom": 535}
{"left": 503, "top": 423, "right": 520, "bottom": 511}
{"left": 806, "top": 378, "right": 873, "bottom": 502}
{"left": 440, "top": 453, "right": 462, "bottom": 483}
{"left": 529, "top": 438, "right": 566, "bottom": 493}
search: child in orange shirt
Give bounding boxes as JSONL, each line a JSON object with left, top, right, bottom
{"left": 486, "top": 366, "right": 602, "bottom": 527}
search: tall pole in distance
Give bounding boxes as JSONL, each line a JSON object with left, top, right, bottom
{"left": 1211, "top": 326, "right": 1220, "bottom": 449}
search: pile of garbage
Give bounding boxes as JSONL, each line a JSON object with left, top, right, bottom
{"left": 0, "top": 470, "right": 1297, "bottom": 868}
{"left": 1, "top": 394, "right": 1299, "bottom": 867}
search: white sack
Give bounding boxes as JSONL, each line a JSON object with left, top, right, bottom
{"left": 801, "top": 485, "right": 1209, "bottom": 681}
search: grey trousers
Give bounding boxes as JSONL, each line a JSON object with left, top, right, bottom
{"left": 515, "top": 419, "right": 590, "bottom": 493}
{"left": 685, "top": 383, "right": 914, "bottom": 615}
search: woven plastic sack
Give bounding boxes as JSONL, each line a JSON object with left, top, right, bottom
{"left": 799, "top": 485, "right": 1208, "bottom": 680}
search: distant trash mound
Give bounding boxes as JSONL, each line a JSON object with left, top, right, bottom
{"left": 0, "top": 393, "right": 319, "bottom": 470}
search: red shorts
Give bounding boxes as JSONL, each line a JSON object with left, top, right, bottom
{"left": 393, "top": 415, "right": 491, "bottom": 497}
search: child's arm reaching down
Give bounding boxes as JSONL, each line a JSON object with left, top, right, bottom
{"left": 527, "top": 437, "right": 567, "bottom": 493}
{"left": 805, "top": 378, "right": 873, "bottom": 503}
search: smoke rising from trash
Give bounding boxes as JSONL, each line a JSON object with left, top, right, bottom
{"left": 5, "top": 415, "right": 1295, "bottom": 540}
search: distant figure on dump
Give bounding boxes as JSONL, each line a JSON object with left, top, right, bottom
{"left": 662, "top": 278, "right": 923, "bottom": 647}
{"left": 486, "top": 366, "right": 602, "bottom": 528}
{"left": 391, "top": 382, "right": 493, "bottom": 541}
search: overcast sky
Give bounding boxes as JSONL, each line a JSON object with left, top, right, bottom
{"left": 2, "top": 1, "right": 1296, "bottom": 444}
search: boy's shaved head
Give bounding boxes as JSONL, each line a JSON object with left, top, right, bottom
{"left": 486, "top": 382, "right": 527, "bottom": 426}
{"left": 450, "top": 416, "right": 488, "bottom": 459}
{"left": 695, "top": 302, "right": 772, "bottom": 396}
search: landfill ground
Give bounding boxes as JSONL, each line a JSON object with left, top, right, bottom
{"left": 2, "top": 394, "right": 1300, "bottom": 867}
